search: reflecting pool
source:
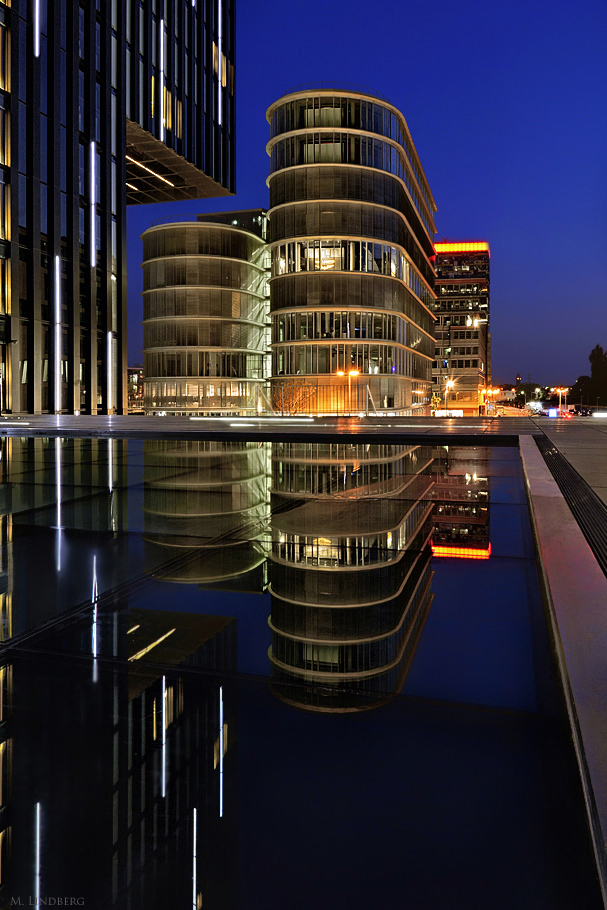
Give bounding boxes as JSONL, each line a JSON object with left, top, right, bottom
{"left": 0, "top": 437, "right": 601, "bottom": 908}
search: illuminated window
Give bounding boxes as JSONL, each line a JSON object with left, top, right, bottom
{"left": 0, "top": 25, "right": 9, "bottom": 93}
{"left": 164, "top": 88, "right": 172, "bottom": 130}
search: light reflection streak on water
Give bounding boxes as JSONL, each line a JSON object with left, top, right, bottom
{"left": 192, "top": 808, "right": 197, "bottom": 909}
{"left": 55, "top": 438, "right": 61, "bottom": 573}
{"left": 35, "top": 802, "right": 41, "bottom": 903}
{"left": 219, "top": 686, "right": 224, "bottom": 818}
{"left": 162, "top": 675, "right": 167, "bottom": 798}
{"left": 92, "top": 555, "right": 98, "bottom": 682}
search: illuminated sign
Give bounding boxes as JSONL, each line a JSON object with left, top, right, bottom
{"left": 434, "top": 242, "right": 490, "bottom": 255}
{"left": 431, "top": 543, "right": 491, "bottom": 560}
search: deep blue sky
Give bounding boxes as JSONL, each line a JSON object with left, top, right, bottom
{"left": 126, "top": 0, "right": 607, "bottom": 386}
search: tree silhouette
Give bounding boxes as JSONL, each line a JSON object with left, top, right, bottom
{"left": 572, "top": 344, "right": 607, "bottom": 406}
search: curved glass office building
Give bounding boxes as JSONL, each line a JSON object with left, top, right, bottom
{"left": 142, "top": 211, "right": 268, "bottom": 415}
{"left": 266, "top": 87, "right": 437, "bottom": 416}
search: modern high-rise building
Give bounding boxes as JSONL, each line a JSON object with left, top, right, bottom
{"left": 266, "top": 86, "right": 437, "bottom": 416}
{"left": 0, "top": 1, "right": 234, "bottom": 415}
{"left": 432, "top": 242, "right": 491, "bottom": 415}
{"left": 142, "top": 210, "right": 268, "bottom": 416}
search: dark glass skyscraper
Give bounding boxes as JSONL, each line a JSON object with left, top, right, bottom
{"left": 0, "top": 0, "right": 234, "bottom": 415}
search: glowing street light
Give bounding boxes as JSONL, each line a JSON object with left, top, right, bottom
{"left": 444, "top": 379, "right": 455, "bottom": 411}
{"left": 337, "top": 369, "right": 360, "bottom": 416}
{"left": 553, "top": 386, "right": 569, "bottom": 414}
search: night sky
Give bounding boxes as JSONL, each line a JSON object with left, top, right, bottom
{"left": 126, "top": 0, "right": 607, "bottom": 386}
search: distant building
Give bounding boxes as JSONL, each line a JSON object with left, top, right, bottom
{"left": 141, "top": 211, "right": 269, "bottom": 416}
{"left": 127, "top": 365, "right": 144, "bottom": 413}
{"left": 0, "top": 1, "right": 234, "bottom": 415}
{"left": 266, "top": 86, "right": 437, "bottom": 416}
{"left": 432, "top": 242, "right": 491, "bottom": 415}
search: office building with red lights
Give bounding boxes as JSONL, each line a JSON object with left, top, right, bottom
{"left": 432, "top": 242, "right": 491, "bottom": 416}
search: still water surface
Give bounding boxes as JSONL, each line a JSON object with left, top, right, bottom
{"left": 0, "top": 438, "right": 601, "bottom": 909}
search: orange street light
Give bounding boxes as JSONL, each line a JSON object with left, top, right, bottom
{"left": 444, "top": 379, "right": 455, "bottom": 410}
{"left": 336, "top": 369, "right": 360, "bottom": 415}
{"left": 347, "top": 369, "right": 359, "bottom": 415}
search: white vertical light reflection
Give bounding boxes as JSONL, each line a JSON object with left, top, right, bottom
{"left": 217, "top": 0, "right": 222, "bottom": 126}
{"left": 108, "top": 438, "right": 115, "bottom": 531}
{"left": 159, "top": 20, "right": 166, "bottom": 142}
{"left": 55, "top": 438, "right": 62, "bottom": 573}
{"left": 108, "top": 438, "right": 114, "bottom": 493}
{"left": 92, "top": 555, "right": 98, "bottom": 682}
{"left": 219, "top": 686, "right": 223, "bottom": 818}
{"left": 54, "top": 256, "right": 61, "bottom": 413}
{"left": 34, "top": 0, "right": 40, "bottom": 57}
{"left": 161, "top": 675, "right": 166, "bottom": 798}
{"left": 107, "top": 332, "right": 113, "bottom": 413}
{"left": 90, "top": 142, "right": 96, "bottom": 267}
{"left": 35, "top": 802, "right": 41, "bottom": 905}
{"left": 192, "top": 808, "right": 197, "bottom": 910}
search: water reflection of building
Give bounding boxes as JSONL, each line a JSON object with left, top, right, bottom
{"left": 143, "top": 440, "right": 269, "bottom": 589}
{"left": 0, "top": 436, "right": 128, "bottom": 637}
{"left": 269, "top": 442, "right": 434, "bottom": 711}
{"left": 430, "top": 446, "right": 490, "bottom": 558}
{"left": 3, "top": 609, "right": 236, "bottom": 909}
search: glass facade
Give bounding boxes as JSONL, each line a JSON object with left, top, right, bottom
{"left": 142, "top": 212, "right": 269, "bottom": 416}
{"left": 125, "top": 0, "right": 235, "bottom": 203}
{"left": 432, "top": 243, "right": 491, "bottom": 415}
{"left": 0, "top": 0, "right": 234, "bottom": 415}
{"left": 266, "top": 89, "right": 437, "bottom": 416}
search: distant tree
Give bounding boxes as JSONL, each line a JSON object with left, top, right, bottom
{"left": 570, "top": 344, "right": 607, "bottom": 406}
{"left": 589, "top": 344, "right": 607, "bottom": 389}
{"left": 570, "top": 374, "right": 592, "bottom": 405}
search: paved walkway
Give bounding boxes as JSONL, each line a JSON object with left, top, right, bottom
{"left": 535, "top": 418, "right": 607, "bottom": 507}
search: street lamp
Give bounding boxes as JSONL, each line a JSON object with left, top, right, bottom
{"left": 337, "top": 369, "right": 360, "bottom": 416}
{"left": 444, "top": 379, "right": 454, "bottom": 411}
{"left": 338, "top": 369, "right": 359, "bottom": 416}
{"left": 553, "top": 386, "right": 568, "bottom": 414}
